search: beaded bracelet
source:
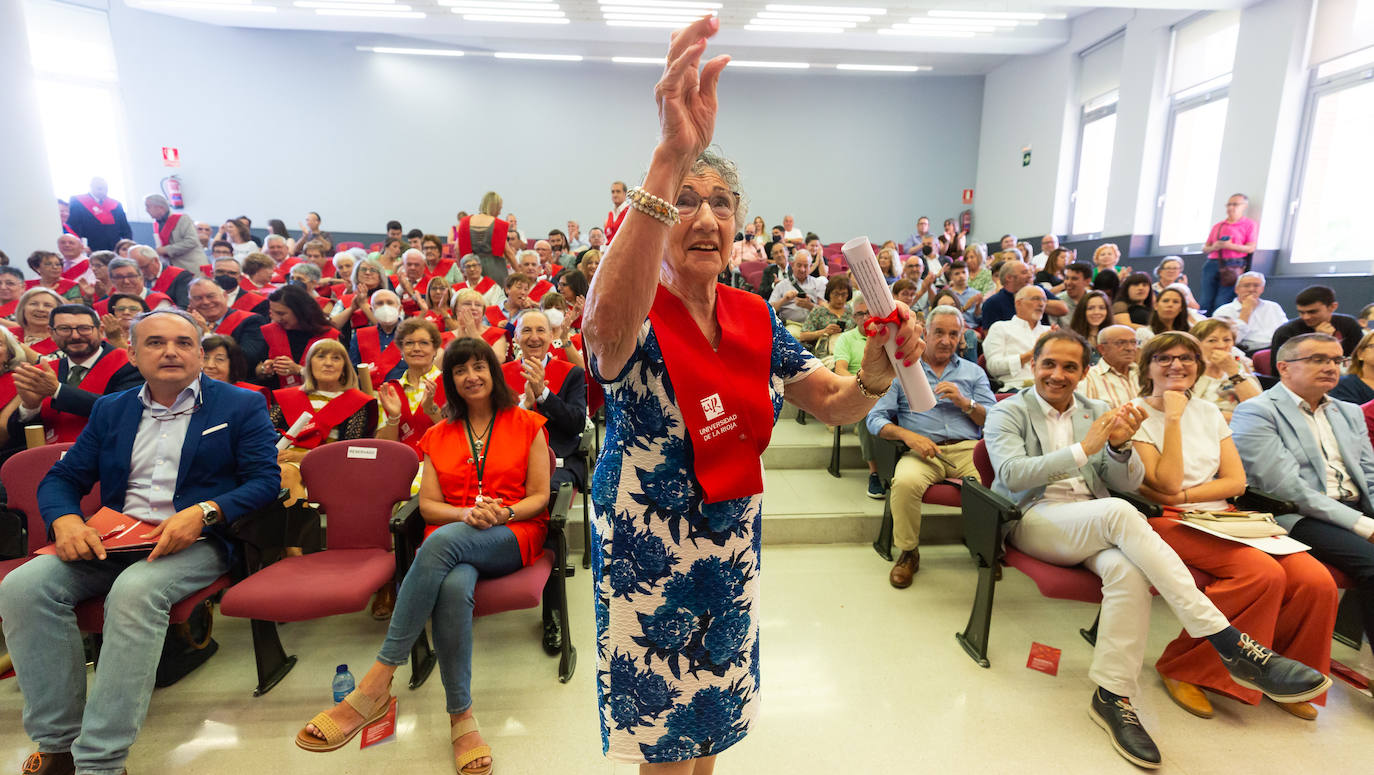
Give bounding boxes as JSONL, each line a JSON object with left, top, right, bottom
{"left": 855, "top": 369, "right": 892, "bottom": 399}
{"left": 627, "top": 186, "right": 681, "bottom": 226}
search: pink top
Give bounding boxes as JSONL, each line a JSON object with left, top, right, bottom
{"left": 1206, "top": 217, "right": 1257, "bottom": 260}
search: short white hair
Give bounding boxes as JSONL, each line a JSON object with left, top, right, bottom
{"left": 516, "top": 249, "right": 539, "bottom": 265}
{"left": 264, "top": 234, "right": 287, "bottom": 247}
{"left": 129, "top": 244, "right": 158, "bottom": 262}
{"left": 928, "top": 304, "right": 964, "bottom": 326}
{"left": 1014, "top": 284, "right": 1046, "bottom": 301}
{"left": 370, "top": 288, "right": 400, "bottom": 306}
{"left": 401, "top": 248, "right": 425, "bottom": 264}
{"left": 1238, "top": 270, "right": 1265, "bottom": 285}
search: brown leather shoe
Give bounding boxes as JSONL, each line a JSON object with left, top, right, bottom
{"left": 889, "top": 549, "right": 920, "bottom": 589}
{"left": 20, "top": 751, "right": 73, "bottom": 775}
{"left": 1161, "top": 676, "right": 1214, "bottom": 719}
{"left": 370, "top": 582, "right": 396, "bottom": 620}
{"left": 1275, "top": 700, "right": 1318, "bottom": 720}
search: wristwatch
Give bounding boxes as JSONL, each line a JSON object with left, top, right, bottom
{"left": 505, "top": 506, "right": 516, "bottom": 523}
{"left": 198, "top": 501, "right": 221, "bottom": 526}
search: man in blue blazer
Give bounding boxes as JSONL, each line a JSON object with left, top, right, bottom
{"left": 984, "top": 330, "right": 1329, "bottom": 770}
{"left": 0, "top": 309, "right": 279, "bottom": 775}
{"left": 1231, "top": 332, "right": 1374, "bottom": 655}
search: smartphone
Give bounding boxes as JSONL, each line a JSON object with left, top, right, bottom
{"left": 1218, "top": 235, "right": 1232, "bottom": 242}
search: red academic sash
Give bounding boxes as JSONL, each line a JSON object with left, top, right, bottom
{"left": 61, "top": 259, "right": 90, "bottom": 281}
{"left": 484, "top": 306, "right": 508, "bottom": 327}
{"left": 273, "top": 388, "right": 372, "bottom": 450}
{"left": 427, "top": 258, "right": 454, "bottom": 278}
{"left": 155, "top": 214, "right": 184, "bottom": 248}
{"left": 0, "top": 299, "right": 17, "bottom": 319}
{"left": 502, "top": 357, "right": 571, "bottom": 398}
{"left": 26, "top": 278, "right": 77, "bottom": 296}
{"left": 39, "top": 348, "right": 131, "bottom": 444}
{"left": 11, "top": 328, "right": 58, "bottom": 356}
{"left": 261, "top": 322, "right": 338, "bottom": 388}
{"left": 214, "top": 309, "right": 254, "bottom": 336}
{"left": 0, "top": 372, "right": 16, "bottom": 408}
{"left": 461, "top": 277, "right": 496, "bottom": 296}
{"left": 235, "top": 380, "right": 273, "bottom": 408}
{"left": 151, "top": 265, "right": 186, "bottom": 295}
{"left": 647, "top": 284, "right": 775, "bottom": 503}
{"left": 92, "top": 292, "right": 171, "bottom": 316}
{"left": 605, "top": 205, "right": 628, "bottom": 242}
{"left": 386, "top": 378, "right": 447, "bottom": 458}
{"left": 528, "top": 279, "right": 554, "bottom": 301}
{"left": 62, "top": 222, "right": 78, "bottom": 237}
{"left": 74, "top": 195, "right": 118, "bottom": 226}
{"left": 355, "top": 325, "right": 402, "bottom": 389}
{"left": 232, "top": 290, "right": 267, "bottom": 313}
{"left": 271, "top": 257, "right": 302, "bottom": 283}
{"left": 337, "top": 295, "right": 371, "bottom": 329}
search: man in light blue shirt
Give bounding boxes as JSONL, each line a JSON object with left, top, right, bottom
{"left": 867, "top": 305, "right": 995, "bottom": 588}
{"left": 901, "top": 215, "right": 934, "bottom": 254}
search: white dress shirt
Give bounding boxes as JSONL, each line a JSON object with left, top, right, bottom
{"left": 1211, "top": 297, "right": 1288, "bottom": 350}
{"left": 1275, "top": 384, "right": 1374, "bottom": 540}
{"left": 124, "top": 379, "right": 201, "bottom": 524}
{"left": 983, "top": 316, "right": 1049, "bottom": 389}
{"left": 1029, "top": 389, "right": 1093, "bottom": 504}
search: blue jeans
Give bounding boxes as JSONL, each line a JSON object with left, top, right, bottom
{"left": 377, "top": 522, "right": 522, "bottom": 714}
{"left": 1200, "top": 258, "right": 1241, "bottom": 313}
{"left": 0, "top": 542, "right": 228, "bottom": 775}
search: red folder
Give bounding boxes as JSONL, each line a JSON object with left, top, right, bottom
{"left": 36, "top": 508, "right": 160, "bottom": 555}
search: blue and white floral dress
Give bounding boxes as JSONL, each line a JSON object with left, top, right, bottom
{"left": 590, "top": 308, "right": 821, "bottom": 763}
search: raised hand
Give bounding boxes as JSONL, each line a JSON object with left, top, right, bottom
{"left": 378, "top": 382, "right": 403, "bottom": 419}
{"left": 1162, "top": 390, "right": 1189, "bottom": 421}
{"left": 656, "top": 16, "right": 730, "bottom": 172}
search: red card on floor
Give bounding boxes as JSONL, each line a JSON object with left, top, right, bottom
{"left": 360, "top": 697, "right": 397, "bottom": 748}
{"left": 1027, "top": 642, "right": 1062, "bottom": 676}
{"left": 1, "top": 669, "right": 13, "bottom": 681}
{"left": 1331, "top": 659, "right": 1373, "bottom": 697}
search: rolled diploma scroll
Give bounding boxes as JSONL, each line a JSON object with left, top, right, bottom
{"left": 276, "top": 411, "right": 314, "bottom": 452}
{"left": 841, "top": 236, "right": 937, "bottom": 412}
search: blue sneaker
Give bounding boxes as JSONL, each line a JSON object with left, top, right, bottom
{"left": 866, "top": 472, "right": 884, "bottom": 500}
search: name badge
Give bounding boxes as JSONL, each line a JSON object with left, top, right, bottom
{"left": 347, "top": 446, "right": 378, "bottom": 460}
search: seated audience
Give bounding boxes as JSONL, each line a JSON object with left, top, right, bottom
{"left": 257, "top": 284, "right": 340, "bottom": 388}
{"left": 8, "top": 304, "right": 145, "bottom": 445}
{"left": 392, "top": 249, "right": 432, "bottom": 316}
{"left": 101, "top": 257, "right": 174, "bottom": 315}
{"left": 1052, "top": 261, "right": 1093, "bottom": 329}
{"left": 556, "top": 270, "right": 588, "bottom": 330}
{"left": 938, "top": 261, "right": 981, "bottom": 328}
{"left": 1330, "top": 330, "right": 1374, "bottom": 405}
{"left": 799, "top": 276, "right": 854, "bottom": 362}
{"left": 187, "top": 277, "right": 267, "bottom": 365}
{"left": 420, "top": 276, "right": 458, "bottom": 333}
{"left": 965, "top": 244, "right": 993, "bottom": 294}
{"left": 1068, "top": 290, "right": 1112, "bottom": 364}
{"left": 1211, "top": 272, "right": 1287, "bottom": 354}
{"left": 1092, "top": 242, "right": 1122, "bottom": 278}
{"left": 575, "top": 249, "right": 600, "bottom": 281}
{"left": 1129, "top": 331, "right": 1336, "bottom": 720}
{"left": 876, "top": 247, "right": 900, "bottom": 283}
{"left": 213, "top": 257, "right": 271, "bottom": 315}
{"left": 453, "top": 289, "right": 509, "bottom": 361}
{"left": 1231, "top": 333, "right": 1374, "bottom": 671}
{"left": 832, "top": 292, "right": 882, "bottom": 496}
{"left": 1112, "top": 272, "right": 1154, "bottom": 329}
{"left": 201, "top": 333, "right": 264, "bottom": 398}
{"left": 1271, "top": 285, "right": 1364, "bottom": 357}
{"left": 1190, "top": 319, "right": 1261, "bottom": 420}
{"left": 421, "top": 234, "right": 452, "bottom": 278}
{"left": 132, "top": 243, "right": 192, "bottom": 308}
{"left": 1139, "top": 286, "right": 1192, "bottom": 343}
{"left": 0, "top": 327, "right": 39, "bottom": 449}
{"left": 332, "top": 257, "right": 392, "bottom": 331}
{"left": 1082, "top": 325, "right": 1141, "bottom": 408}
{"left": 757, "top": 241, "right": 789, "bottom": 300}
{"left": 983, "top": 285, "right": 1050, "bottom": 390}
{"left": 271, "top": 339, "right": 379, "bottom": 507}
{"left": 891, "top": 279, "right": 919, "bottom": 308}
{"left": 1150, "top": 257, "right": 1194, "bottom": 307}
{"left": 1359, "top": 303, "right": 1374, "bottom": 331}
{"left": 488, "top": 273, "right": 536, "bottom": 330}
{"left": 12, "top": 287, "right": 62, "bottom": 354}
{"left": 331, "top": 252, "right": 358, "bottom": 292}
{"left": 0, "top": 310, "right": 279, "bottom": 775}
{"left": 984, "top": 330, "right": 1329, "bottom": 769}
{"left": 241, "top": 251, "right": 277, "bottom": 293}
{"left": 371, "top": 238, "right": 406, "bottom": 275}
{"left": 448, "top": 254, "right": 506, "bottom": 308}
{"left": 349, "top": 289, "right": 407, "bottom": 389}
{"left": 26, "top": 251, "right": 83, "bottom": 303}
{"left": 288, "top": 262, "right": 331, "bottom": 310}
{"left": 86, "top": 250, "right": 114, "bottom": 300}
{"left": 99, "top": 292, "right": 149, "bottom": 351}
{"left": 769, "top": 251, "right": 826, "bottom": 337}
{"left": 295, "top": 337, "right": 550, "bottom": 775}
{"left": 220, "top": 218, "right": 259, "bottom": 258}
{"left": 377, "top": 318, "right": 444, "bottom": 459}
{"left": 1034, "top": 248, "right": 1068, "bottom": 295}
{"left": 0, "top": 266, "right": 29, "bottom": 321}
{"left": 504, "top": 310, "right": 588, "bottom": 494}
{"left": 1092, "top": 265, "right": 1121, "bottom": 297}
{"left": 868, "top": 306, "right": 994, "bottom": 588}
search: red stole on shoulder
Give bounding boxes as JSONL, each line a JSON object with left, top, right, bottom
{"left": 386, "top": 378, "right": 447, "bottom": 458}
{"left": 61, "top": 259, "right": 90, "bottom": 281}
{"left": 273, "top": 388, "right": 372, "bottom": 449}
{"left": 484, "top": 306, "right": 508, "bottom": 327}
{"left": 528, "top": 278, "right": 554, "bottom": 301}
{"left": 232, "top": 289, "right": 266, "bottom": 313}
{"left": 151, "top": 265, "right": 185, "bottom": 294}
{"left": 39, "top": 348, "right": 131, "bottom": 443}
{"left": 214, "top": 309, "right": 253, "bottom": 336}
{"left": 648, "top": 284, "right": 775, "bottom": 503}
{"left": 501, "top": 356, "right": 572, "bottom": 397}
{"left": 75, "top": 194, "right": 117, "bottom": 226}
{"left": 0, "top": 372, "right": 16, "bottom": 408}
{"left": 355, "top": 325, "right": 402, "bottom": 389}
{"left": 261, "top": 323, "right": 338, "bottom": 388}
{"left": 155, "top": 214, "right": 183, "bottom": 248}
{"left": 605, "top": 205, "right": 628, "bottom": 242}
{"left": 463, "top": 276, "right": 496, "bottom": 295}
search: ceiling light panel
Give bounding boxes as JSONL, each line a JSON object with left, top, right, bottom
{"left": 438, "top": 1, "right": 561, "bottom": 8}
{"left": 744, "top": 24, "right": 843, "bottom": 33}
{"left": 598, "top": 0, "right": 722, "bottom": 8}
{"left": 462, "top": 13, "right": 569, "bottom": 21}
{"left": 494, "top": 51, "right": 583, "bottom": 60}
{"left": 756, "top": 11, "right": 870, "bottom": 22}
{"left": 729, "top": 59, "right": 810, "bottom": 69}
{"left": 835, "top": 63, "right": 929, "bottom": 72}
{"left": 611, "top": 56, "right": 667, "bottom": 64}
{"left": 295, "top": 1, "right": 410, "bottom": 9}
{"left": 929, "top": 10, "right": 1064, "bottom": 21}
{"left": 361, "top": 45, "right": 466, "bottom": 55}
{"left": 451, "top": 6, "right": 565, "bottom": 15}
{"left": 764, "top": 4, "right": 886, "bottom": 15}
{"left": 316, "top": 8, "right": 423, "bottom": 16}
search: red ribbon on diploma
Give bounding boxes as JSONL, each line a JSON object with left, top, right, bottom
{"left": 862, "top": 306, "right": 908, "bottom": 338}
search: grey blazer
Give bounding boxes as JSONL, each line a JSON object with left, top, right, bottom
{"left": 983, "top": 387, "right": 1144, "bottom": 511}
{"left": 1230, "top": 385, "right": 1374, "bottom": 531}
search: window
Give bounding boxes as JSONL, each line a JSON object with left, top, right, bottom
{"left": 1284, "top": 48, "right": 1374, "bottom": 269}
{"left": 22, "top": 0, "right": 128, "bottom": 200}
{"left": 1153, "top": 12, "right": 1238, "bottom": 250}
{"left": 1068, "top": 34, "right": 1123, "bottom": 237}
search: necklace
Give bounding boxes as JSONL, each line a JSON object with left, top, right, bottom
{"left": 464, "top": 412, "right": 497, "bottom": 498}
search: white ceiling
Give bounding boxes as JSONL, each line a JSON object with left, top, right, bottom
{"left": 122, "top": 0, "right": 1250, "bottom": 75}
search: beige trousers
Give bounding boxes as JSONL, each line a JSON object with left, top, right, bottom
{"left": 890, "top": 439, "right": 979, "bottom": 552}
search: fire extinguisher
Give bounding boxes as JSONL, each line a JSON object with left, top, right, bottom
{"left": 161, "top": 175, "right": 184, "bottom": 210}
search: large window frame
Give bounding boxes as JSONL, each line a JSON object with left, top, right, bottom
{"left": 1066, "top": 96, "right": 1118, "bottom": 240}
{"left": 1278, "top": 48, "right": 1374, "bottom": 274}
{"left": 1152, "top": 78, "right": 1230, "bottom": 253}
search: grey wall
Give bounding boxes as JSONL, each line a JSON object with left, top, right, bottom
{"left": 108, "top": 4, "right": 983, "bottom": 244}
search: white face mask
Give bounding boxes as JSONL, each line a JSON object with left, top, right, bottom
{"left": 542, "top": 307, "right": 565, "bottom": 329}
{"left": 373, "top": 305, "right": 400, "bottom": 325}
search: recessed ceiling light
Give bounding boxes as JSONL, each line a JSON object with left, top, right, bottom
{"left": 911, "top": 15, "right": 1019, "bottom": 27}
{"left": 462, "top": 13, "right": 569, "bottom": 21}
{"left": 602, "top": 12, "right": 701, "bottom": 21}
{"left": 729, "top": 59, "right": 810, "bottom": 69}
{"left": 891, "top": 22, "right": 994, "bottom": 33}
{"left": 835, "top": 63, "right": 930, "bottom": 72}
{"left": 494, "top": 52, "right": 584, "bottom": 61}
{"left": 316, "top": 8, "right": 423, "bottom": 16}
{"left": 765, "top": 4, "right": 886, "bottom": 15}
{"left": 359, "top": 46, "right": 466, "bottom": 56}
{"left": 929, "top": 10, "right": 1062, "bottom": 21}
{"left": 745, "top": 24, "right": 843, "bottom": 33}
{"left": 611, "top": 56, "right": 667, "bottom": 64}
{"left": 749, "top": 16, "right": 855, "bottom": 27}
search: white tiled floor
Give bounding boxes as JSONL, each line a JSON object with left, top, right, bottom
{"left": 3, "top": 544, "right": 1372, "bottom": 774}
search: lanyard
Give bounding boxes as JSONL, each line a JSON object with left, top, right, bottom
{"left": 464, "top": 414, "right": 496, "bottom": 499}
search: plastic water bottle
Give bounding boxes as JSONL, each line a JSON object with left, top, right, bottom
{"left": 332, "top": 664, "right": 355, "bottom": 703}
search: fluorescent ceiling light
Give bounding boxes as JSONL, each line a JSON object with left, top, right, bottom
{"left": 765, "top": 4, "right": 886, "bottom": 15}
{"left": 462, "top": 13, "right": 569, "bottom": 21}
{"left": 494, "top": 51, "right": 583, "bottom": 61}
{"left": 745, "top": 24, "right": 842, "bottom": 33}
{"left": 360, "top": 46, "right": 465, "bottom": 56}
{"left": 611, "top": 56, "right": 667, "bottom": 64}
{"left": 138, "top": 1, "right": 277, "bottom": 10}
{"left": 891, "top": 22, "right": 994, "bottom": 32}
{"left": 749, "top": 18, "right": 856, "bottom": 27}
{"left": 598, "top": 0, "right": 721, "bottom": 8}
{"left": 911, "top": 15, "right": 1018, "bottom": 27}
{"left": 140, "top": 0, "right": 256, "bottom": 5}
{"left": 316, "top": 8, "right": 423, "bottom": 16}
{"left": 606, "top": 20, "right": 687, "bottom": 27}
{"left": 729, "top": 59, "right": 810, "bottom": 69}
{"left": 440, "top": 0, "right": 560, "bottom": 8}
{"left": 450, "top": 6, "right": 564, "bottom": 15}
{"left": 878, "top": 28, "right": 974, "bottom": 37}
{"left": 929, "top": 10, "right": 1061, "bottom": 21}
{"left": 836, "top": 63, "right": 929, "bottom": 72}
{"left": 600, "top": 6, "right": 706, "bottom": 15}
{"left": 602, "top": 13, "right": 700, "bottom": 21}
{"left": 756, "top": 11, "right": 869, "bottom": 22}
{"left": 296, "top": 2, "right": 409, "bottom": 10}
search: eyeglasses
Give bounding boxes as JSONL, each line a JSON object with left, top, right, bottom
{"left": 675, "top": 188, "right": 738, "bottom": 220}
{"left": 1103, "top": 339, "right": 1138, "bottom": 348}
{"left": 111, "top": 306, "right": 144, "bottom": 314}
{"left": 1283, "top": 354, "right": 1350, "bottom": 368}
{"left": 53, "top": 325, "right": 97, "bottom": 336}
{"left": 1150, "top": 354, "right": 1197, "bottom": 366}
{"left": 110, "top": 273, "right": 140, "bottom": 281}
{"left": 400, "top": 340, "right": 434, "bottom": 350}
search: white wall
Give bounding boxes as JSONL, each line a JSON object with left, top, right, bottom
{"left": 107, "top": 4, "right": 983, "bottom": 243}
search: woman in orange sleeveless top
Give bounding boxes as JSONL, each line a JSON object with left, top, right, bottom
{"left": 297, "top": 337, "right": 549, "bottom": 775}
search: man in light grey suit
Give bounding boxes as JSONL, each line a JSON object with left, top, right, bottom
{"left": 985, "top": 330, "right": 1331, "bottom": 770}
{"left": 1231, "top": 332, "right": 1374, "bottom": 652}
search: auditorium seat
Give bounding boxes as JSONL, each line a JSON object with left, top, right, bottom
{"left": 0, "top": 445, "right": 102, "bottom": 593}
{"left": 219, "top": 439, "right": 417, "bottom": 695}
{"left": 390, "top": 447, "right": 576, "bottom": 687}
{"left": 868, "top": 435, "right": 961, "bottom": 562}
{"left": 738, "top": 260, "right": 766, "bottom": 290}
{"left": 336, "top": 241, "right": 365, "bottom": 252}
{"left": 1251, "top": 348, "right": 1273, "bottom": 376}
{"left": 368, "top": 242, "right": 383, "bottom": 253}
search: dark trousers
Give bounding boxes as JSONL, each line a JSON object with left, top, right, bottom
{"left": 1288, "top": 516, "right": 1374, "bottom": 646}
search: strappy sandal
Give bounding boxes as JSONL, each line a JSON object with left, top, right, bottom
{"left": 295, "top": 682, "right": 394, "bottom": 752}
{"left": 452, "top": 715, "right": 493, "bottom": 775}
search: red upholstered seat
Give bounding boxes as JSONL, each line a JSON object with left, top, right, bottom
{"left": 738, "top": 260, "right": 766, "bottom": 290}
{"left": 77, "top": 574, "right": 232, "bottom": 631}
{"left": 474, "top": 550, "right": 554, "bottom": 618}
{"left": 1251, "top": 348, "right": 1273, "bottom": 376}
{"left": 1002, "top": 548, "right": 1103, "bottom": 603}
{"left": 336, "top": 241, "right": 365, "bottom": 252}
{"left": 368, "top": 242, "right": 383, "bottom": 253}
{"left": 220, "top": 550, "right": 394, "bottom": 621}
{"left": 0, "top": 445, "right": 102, "bottom": 615}
{"left": 1326, "top": 563, "right": 1354, "bottom": 589}
{"left": 923, "top": 481, "right": 963, "bottom": 508}
{"left": 442, "top": 243, "right": 455, "bottom": 259}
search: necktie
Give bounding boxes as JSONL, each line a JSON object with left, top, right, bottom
{"left": 67, "top": 364, "right": 87, "bottom": 387}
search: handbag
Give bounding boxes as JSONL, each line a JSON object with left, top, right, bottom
{"left": 1217, "top": 258, "right": 1247, "bottom": 287}
{"left": 1177, "top": 509, "right": 1287, "bottom": 538}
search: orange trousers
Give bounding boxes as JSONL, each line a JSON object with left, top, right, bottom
{"left": 1149, "top": 517, "right": 1338, "bottom": 705}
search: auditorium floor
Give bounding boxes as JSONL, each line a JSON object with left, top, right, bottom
{"left": 3, "top": 544, "right": 1372, "bottom": 774}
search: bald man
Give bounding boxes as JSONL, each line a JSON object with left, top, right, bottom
{"left": 66, "top": 177, "right": 132, "bottom": 252}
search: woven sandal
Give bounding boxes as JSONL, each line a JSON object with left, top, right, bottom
{"left": 295, "top": 683, "right": 394, "bottom": 752}
{"left": 452, "top": 715, "right": 493, "bottom": 775}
